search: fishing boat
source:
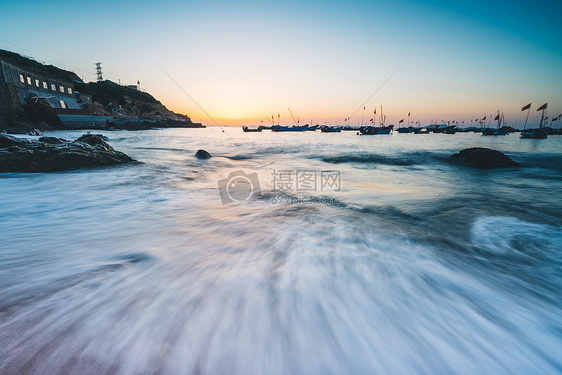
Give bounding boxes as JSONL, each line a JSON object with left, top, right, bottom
{"left": 521, "top": 103, "right": 548, "bottom": 139}
{"left": 358, "top": 105, "right": 394, "bottom": 134}
{"left": 271, "top": 125, "right": 307, "bottom": 132}
{"left": 413, "top": 127, "right": 430, "bottom": 134}
{"left": 304, "top": 125, "right": 319, "bottom": 131}
{"left": 482, "top": 111, "right": 507, "bottom": 136}
{"left": 242, "top": 126, "right": 264, "bottom": 132}
{"left": 397, "top": 127, "right": 413, "bottom": 133}
{"left": 359, "top": 125, "right": 393, "bottom": 134}
{"left": 442, "top": 125, "right": 458, "bottom": 134}
{"left": 521, "top": 129, "right": 547, "bottom": 139}
{"left": 320, "top": 125, "right": 342, "bottom": 133}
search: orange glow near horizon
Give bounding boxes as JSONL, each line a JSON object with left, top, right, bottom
{"left": 166, "top": 100, "right": 559, "bottom": 128}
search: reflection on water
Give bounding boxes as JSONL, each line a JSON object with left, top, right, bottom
{"left": 1, "top": 129, "right": 561, "bottom": 374}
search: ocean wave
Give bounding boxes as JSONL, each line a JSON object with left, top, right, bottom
{"left": 134, "top": 146, "right": 188, "bottom": 152}
{"left": 470, "top": 216, "right": 562, "bottom": 258}
{"left": 223, "top": 155, "right": 254, "bottom": 160}
{"left": 0, "top": 252, "right": 155, "bottom": 313}
{"left": 317, "top": 151, "right": 443, "bottom": 166}
{"left": 513, "top": 153, "right": 562, "bottom": 171}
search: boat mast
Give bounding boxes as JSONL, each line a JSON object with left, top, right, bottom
{"left": 523, "top": 104, "right": 531, "bottom": 129}
{"left": 360, "top": 106, "right": 365, "bottom": 126}
{"left": 288, "top": 108, "right": 299, "bottom": 126}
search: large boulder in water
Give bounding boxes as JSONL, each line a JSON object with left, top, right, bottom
{"left": 195, "top": 149, "right": 211, "bottom": 159}
{"left": 76, "top": 134, "right": 114, "bottom": 151}
{"left": 449, "top": 147, "right": 520, "bottom": 169}
{"left": 0, "top": 133, "right": 134, "bottom": 173}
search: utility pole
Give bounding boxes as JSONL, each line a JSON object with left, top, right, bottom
{"left": 95, "top": 62, "right": 103, "bottom": 82}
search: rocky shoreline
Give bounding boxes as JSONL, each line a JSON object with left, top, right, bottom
{"left": 0, "top": 133, "right": 135, "bottom": 173}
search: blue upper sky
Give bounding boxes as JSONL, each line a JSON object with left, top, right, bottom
{"left": 1, "top": 0, "right": 560, "bottom": 126}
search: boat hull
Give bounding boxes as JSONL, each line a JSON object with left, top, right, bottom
{"left": 271, "top": 125, "right": 307, "bottom": 132}
{"left": 320, "top": 126, "right": 342, "bottom": 133}
{"left": 242, "top": 126, "right": 264, "bottom": 132}
{"left": 359, "top": 125, "right": 393, "bottom": 135}
{"left": 521, "top": 129, "right": 547, "bottom": 139}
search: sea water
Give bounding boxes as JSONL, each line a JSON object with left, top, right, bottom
{"left": 0, "top": 128, "right": 561, "bottom": 374}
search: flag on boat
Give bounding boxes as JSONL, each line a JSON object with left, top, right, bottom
{"left": 399, "top": 119, "right": 404, "bottom": 123}
{"left": 363, "top": 106, "right": 366, "bottom": 110}
{"left": 537, "top": 103, "right": 547, "bottom": 111}
{"left": 521, "top": 103, "right": 531, "bottom": 111}
{"left": 494, "top": 114, "right": 499, "bottom": 121}
{"left": 369, "top": 118, "right": 373, "bottom": 122}
{"left": 278, "top": 113, "right": 280, "bottom": 118}
{"left": 408, "top": 112, "right": 410, "bottom": 116}
{"left": 374, "top": 109, "right": 376, "bottom": 114}
{"left": 482, "top": 116, "right": 486, "bottom": 121}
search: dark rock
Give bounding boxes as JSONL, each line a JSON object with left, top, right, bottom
{"left": 0, "top": 134, "right": 31, "bottom": 148}
{"left": 195, "top": 149, "right": 211, "bottom": 159}
{"left": 0, "top": 133, "right": 134, "bottom": 173}
{"left": 76, "top": 134, "right": 114, "bottom": 151}
{"left": 22, "top": 98, "right": 62, "bottom": 128}
{"left": 39, "top": 136, "right": 67, "bottom": 144}
{"left": 28, "top": 129, "right": 42, "bottom": 136}
{"left": 449, "top": 147, "right": 520, "bottom": 169}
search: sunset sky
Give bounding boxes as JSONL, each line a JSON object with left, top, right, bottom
{"left": 1, "top": 0, "right": 561, "bottom": 126}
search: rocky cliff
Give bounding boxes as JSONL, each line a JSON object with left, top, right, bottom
{"left": 0, "top": 49, "right": 202, "bottom": 132}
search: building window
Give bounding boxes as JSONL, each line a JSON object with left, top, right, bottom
{"left": 35, "top": 79, "right": 40, "bottom": 87}
{"left": 59, "top": 100, "right": 66, "bottom": 109}
{"left": 27, "top": 76, "right": 32, "bottom": 85}
{"left": 43, "top": 82, "right": 48, "bottom": 89}
{"left": 51, "top": 83, "right": 56, "bottom": 91}
{"left": 19, "top": 74, "right": 24, "bottom": 83}
{"left": 67, "top": 87, "right": 72, "bottom": 94}
{"left": 59, "top": 85, "right": 64, "bottom": 93}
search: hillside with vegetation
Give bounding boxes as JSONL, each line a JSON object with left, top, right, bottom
{"left": 0, "top": 49, "right": 199, "bottom": 132}
{"left": 0, "top": 49, "right": 81, "bottom": 82}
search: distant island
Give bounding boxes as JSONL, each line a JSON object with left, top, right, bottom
{"left": 0, "top": 49, "right": 205, "bottom": 133}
